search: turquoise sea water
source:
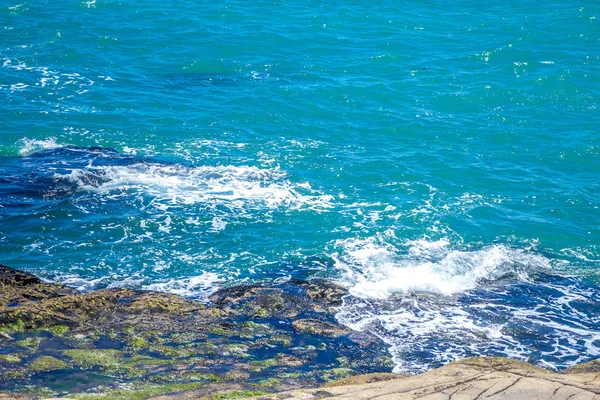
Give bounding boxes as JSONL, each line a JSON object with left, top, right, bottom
{"left": 1, "top": 0, "right": 599, "bottom": 373}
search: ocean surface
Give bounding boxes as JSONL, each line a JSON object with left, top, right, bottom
{"left": 1, "top": 0, "right": 599, "bottom": 374}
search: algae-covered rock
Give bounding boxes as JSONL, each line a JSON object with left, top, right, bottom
{"left": 0, "top": 355, "right": 21, "bottom": 364}
{"left": 562, "top": 359, "right": 600, "bottom": 374}
{"left": 0, "top": 264, "right": 77, "bottom": 311}
{"left": 29, "top": 356, "right": 69, "bottom": 371}
{"left": 15, "top": 337, "right": 41, "bottom": 350}
{"left": 292, "top": 319, "right": 350, "bottom": 337}
{"left": 0, "top": 265, "right": 392, "bottom": 399}
{"left": 67, "top": 382, "right": 205, "bottom": 400}
{"left": 64, "top": 349, "right": 123, "bottom": 369}
{"left": 300, "top": 280, "right": 348, "bottom": 308}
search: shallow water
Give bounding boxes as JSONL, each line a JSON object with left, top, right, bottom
{"left": 1, "top": 0, "right": 599, "bottom": 373}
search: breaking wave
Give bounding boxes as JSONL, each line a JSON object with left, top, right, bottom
{"left": 331, "top": 233, "right": 553, "bottom": 298}
{"left": 332, "top": 234, "right": 600, "bottom": 373}
{"left": 55, "top": 162, "right": 334, "bottom": 213}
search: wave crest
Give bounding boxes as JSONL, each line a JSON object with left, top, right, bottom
{"left": 332, "top": 235, "right": 552, "bottom": 298}
{"left": 54, "top": 161, "right": 334, "bottom": 213}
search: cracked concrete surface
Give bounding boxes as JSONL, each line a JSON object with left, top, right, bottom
{"left": 242, "top": 357, "right": 600, "bottom": 400}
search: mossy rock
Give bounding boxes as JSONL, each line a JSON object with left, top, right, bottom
{"left": 209, "top": 325, "right": 237, "bottom": 337}
{"left": 563, "top": 359, "right": 600, "bottom": 374}
{"left": 0, "top": 265, "right": 394, "bottom": 398}
{"left": 292, "top": 319, "right": 350, "bottom": 337}
{"left": 221, "top": 344, "right": 250, "bottom": 358}
{"left": 0, "top": 354, "right": 22, "bottom": 363}
{"left": 29, "top": 355, "right": 70, "bottom": 371}
{"left": 15, "top": 337, "right": 42, "bottom": 350}
{"left": 252, "top": 378, "right": 281, "bottom": 388}
{"left": 320, "top": 368, "right": 354, "bottom": 381}
{"left": 67, "top": 381, "right": 204, "bottom": 400}
{"left": 212, "top": 391, "right": 269, "bottom": 400}
{"left": 49, "top": 325, "right": 70, "bottom": 336}
{"left": 64, "top": 349, "right": 123, "bottom": 369}
{"left": 300, "top": 280, "right": 348, "bottom": 307}
{"left": 128, "top": 336, "right": 150, "bottom": 349}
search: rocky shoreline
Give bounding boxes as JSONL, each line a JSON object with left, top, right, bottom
{"left": 0, "top": 265, "right": 392, "bottom": 399}
{"left": 2, "top": 265, "right": 600, "bottom": 400}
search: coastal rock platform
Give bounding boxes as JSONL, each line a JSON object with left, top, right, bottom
{"left": 212, "top": 357, "right": 600, "bottom": 400}
{"left": 0, "top": 265, "right": 390, "bottom": 399}
{"left": 2, "top": 265, "right": 600, "bottom": 399}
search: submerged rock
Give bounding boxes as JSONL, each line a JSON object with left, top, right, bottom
{"left": 0, "top": 265, "right": 391, "bottom": 399}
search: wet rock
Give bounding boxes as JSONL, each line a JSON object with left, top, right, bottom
{"left": 292, "top": 319, "right": 350, "bottom": 337}
{"left": 0, "top": 265, "right": 391, "bottom": 399}
{"left": 0, "top": 266, "right": 43, "bottom": 287}
{"left": 0, "top": 264, "right": 77, "bottom": 309}
{"left": 28, "top": 356, "right": 69, "bottom": 372}
{"left": 298, "top": 279, "right": 348, "bottom": 308}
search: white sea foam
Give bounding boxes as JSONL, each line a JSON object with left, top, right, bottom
{"left": 51, "top": 273, "right": 108, "bottom": 292}
{"left": 18, "top": 137, "right": 61, "bottom": 156}
{"left": 332, "top": 235, "right": 549, "bottom": 299}
{"left": 54, "top": 163, "right": 334, "bottom": 213}
{"left": 332, "top": 234, "right": 600, "bottom": 372}
{"left": 337, "top": 275, "right": 600, "bottom": 373}
{"left": 143, "top": 272, "right": 222, "bottom": 298}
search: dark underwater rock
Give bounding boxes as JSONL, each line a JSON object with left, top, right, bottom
{"left": 0, "top": 265, "right": 393, "bottom": 399}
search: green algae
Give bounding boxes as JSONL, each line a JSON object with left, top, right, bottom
{"left": 240, "top": 321, "right": 274, "bottom": 338}
{"left": 147, "top": 344, "right": 194, "bottom": 358}
{"left": 280, "top": 372, "right": 301, "bottom": 378}
{"left": 16, "top": 336, "right": 42, "bottom": 350}
{"left": 150, "top": 371, "right": 221, "bottom": 383}
{"left": 0, "top": 319, "right": 26, "bottom": 333}
{"left": 168, "top": 332, "right": 206, "bottom": 344}
{"left": 253, "top": 308, "right": 269, "bottom": 318}
{"left": 49, "top": 324, "right": 70, "bottom": 336}
{"left": 68, "top": 382, "right": 204, "bottom": 400}
{"left": 213, "top": 391, "right": 268, "bottom": 400}
{"left": 1, "top": 370, "right": 27, "bottom": 379}
{"left": 252, "top": 378, "right": 281, "bottom": 388}
{"left": 321, "top": 368, "right": 354, "bottom": 381}
{"left": 30, "top": 355, "right": 70, "bottom": 371}
{"left": 377, "top": 355, "right": 395, "bottom": 369}
{"left": 209, "top": 326, "right": 237, "bottom": 337}
{"left": 249, "top": 358, "right": 279, "bottom": 372}
{"left": 123, "top": 327, "right": 135, "bottom": 335}
{"left": 270, "top": 335, "right": 293, "bottom": 346}
{"left": 65, "top": 349, "right": 123, "bottom": 369}
{"left": 0, "top": 354, "right": 22, "bottom": 363}
{"left": 128, "top": 336, "right": 150, "bottom": 349}
{"left": 222, "top": 344, "right": 250, "bottom": 358}
{"left": 124, "top": 355, "right": 176, "bottom": 367}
